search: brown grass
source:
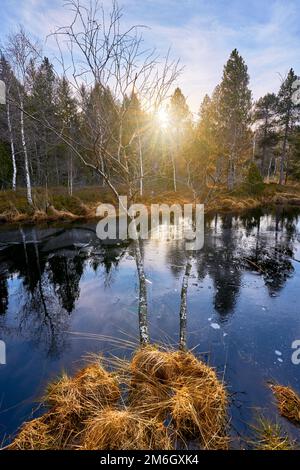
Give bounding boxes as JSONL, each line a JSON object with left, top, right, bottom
{"left": 82, "top": 408, "right": 172, "bottom": 450}
{"left": 7, "top": 347, "right": 228, "bottom": 451}
{"left": 7, "top": 416, "right": 55, "bottom": 450}
{"left": 129, "top": 346, "right": 228, "bottom": 449}
{"left": 2, "top": 182, "right": 300, "bottom": 224}
{"left": 270, "top": 385, "right": 300, "bottom": 425}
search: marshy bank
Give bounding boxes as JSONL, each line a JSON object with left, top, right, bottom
{"left": 1, "top": 208, "right": 300, "bottom": 448}
{"left": 1, "top": 183, "right": 300, "bottom": 224}
{"left": 5, "top": 349, "right": 300, "bottom": 450}
{"left": 6, "top": 346, "right": 228, "bottom": 450}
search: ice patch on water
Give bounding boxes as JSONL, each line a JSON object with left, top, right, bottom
{"left": 211, "top": 323, "right": 220, "bottom": 330}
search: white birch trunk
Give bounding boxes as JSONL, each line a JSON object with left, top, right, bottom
{"left": 179, "top": 256, "right": 192, "bottom": 351}
{"left": 6, "top": 96, "right": 17, "bottom": 191}
{"left": 19, "top": 97, "right": 33, "bottom": 205}
{"left": 134, "top": 236, "right": 150, "bottom": 346}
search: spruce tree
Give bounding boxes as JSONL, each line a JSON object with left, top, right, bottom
{"left": 253, "top": 93, "right": 278, "bottom": 176}
{"left": 169, "top": 87, "right": 191, "bottom": 191}
{"left": 277, "top": 68, "right": 300, "bottom": 184}
{"left": 218, "top": 49, "right": 252, "bottom": 190}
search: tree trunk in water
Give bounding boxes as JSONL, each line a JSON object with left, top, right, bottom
{"left": 179, "top": 256, "right": 192, "bottom": 351}
{"left": 20, "top": 98, "right": 33, "bottom": 205}
{"left": 134, "top": 237, "right": 150, "bottom": 346}
{"left": 6, "top": 97, "right": 17, "bottom": 190}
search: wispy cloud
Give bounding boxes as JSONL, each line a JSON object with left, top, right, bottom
{"left": 1, "top": 0, "right": 300, "bottom": 112}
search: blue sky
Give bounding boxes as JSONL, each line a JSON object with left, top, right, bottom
{"left": 1, "top": 0, "right": 300, "bottom": 112}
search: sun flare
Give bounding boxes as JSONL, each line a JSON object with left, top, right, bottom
{"left": 156, "top": 108, "right": 170, "bottom": 129}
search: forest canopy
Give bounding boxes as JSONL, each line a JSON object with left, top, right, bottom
{"left": 0, "top": 1, "right": 300, "bottom": 206}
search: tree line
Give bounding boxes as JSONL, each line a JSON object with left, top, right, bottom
{"left": 0, "top": 1, "right": 300, "bottom": 206}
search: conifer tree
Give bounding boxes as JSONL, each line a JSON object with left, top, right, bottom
{"left": 169, "top": 87, "right": 191, "bottom": 191}
{"left": 218, "top": 49, "right": 252, "bottom": 190}
{"left": 277, "top": 68, "right": 300, "bottom": 184}
{"left": 253, "top": 93, "right": 278, "bottom": 176}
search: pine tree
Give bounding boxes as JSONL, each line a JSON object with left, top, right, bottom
{"left": 56, "top": 77, "right": 78, "bottom": 194}
{"left": 169, "top": 87, "right": 191, "bottom": 191}
{"left": 218, "top": 49, "right": 252, "bottom": 190}
{"left": 29, "top": 57, "right": 57, "bottom": 189}
{"left": 277, "top": 68, "right": 300, "bottom": 184}
{"left": 253, "top": 93, "right": 278, "bottom": 176}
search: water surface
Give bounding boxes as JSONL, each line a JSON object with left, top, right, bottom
{"left": 0, "top": 208, "right": 300, "bottom": 446}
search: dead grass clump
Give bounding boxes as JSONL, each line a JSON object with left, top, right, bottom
{"left": 46, "top": 364, "right": 120, "bottom": 417}
{"left": 82, "top": 408, "right": 173, "bottom": 450}
{"left": 74, "top": 363, "right": 121, "bottom": 408}
{"left": 169, "top": 377, "right": 228, "bottom": 449}
{"left": 45, "top": 373, "right": 83, "bottom": 420}
{"left": 8, "top": 349, "right": 228, "bottom": 450}
{"left": 130, "top": 347, "right": 228, "bottom": 449}
{"left": 130, "top": 345, "right": 180, "bottom": 383}
{"left": 270, "top": 385, "right": 300, "bottom": 424}
{"left": 7, "top": 416, "right": 55, "bottom": 450}
{"left": 252, "top": 417, "right": 294, "bottom": 450}
{"left": 128, "top": 379, "right": 170, "bottom": 420}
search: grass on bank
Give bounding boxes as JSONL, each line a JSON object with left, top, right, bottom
{"left": 1, "top": 182, "right": 300, "bottom": 223}
{"left": 270, "top": 385, "right": 300, "bottom": 425}
{"left": 7, "top": 346, "right": 228, "bottom": 451}
{"left": 251, "top": 417, "right": 295, "bottom": 450}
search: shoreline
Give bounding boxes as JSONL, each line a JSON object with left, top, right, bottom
{"left": 1, "top": 184, "right": 300, "bottom": 226}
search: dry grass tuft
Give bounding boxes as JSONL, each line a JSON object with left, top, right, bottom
{"left": 252, "top": 417, "right": 295, "bottom": 450}
{"left": 270, "top": 385, "right": 300, "bottom": 425}
{"left": 7, "top": 416, "right": 55, "bottom": 450}
{"left": 130, "top": 345, "right": 180, "bottom": 383}
{"left": 129, "top": 347, "right": 228, "bottom": 449}
{"left": 169, "top": 370, "right": 228, "bottom": 449}
{"left": 8, "top": 348, "right": 228, "bottom": 450}
{"left": 82, "top": 408, "right": 172, "bottom": 450}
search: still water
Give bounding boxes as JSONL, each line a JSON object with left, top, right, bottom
{"left": 0, "top": 208, "right": 300, "bottom": 446}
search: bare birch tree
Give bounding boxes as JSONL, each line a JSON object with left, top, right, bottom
{"left": 5, "top": 28, "right": 40, "bottom": 204}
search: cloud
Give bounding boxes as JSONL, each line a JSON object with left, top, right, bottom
{"left": 1, "top": 0, "right": 300, "bottom": 112}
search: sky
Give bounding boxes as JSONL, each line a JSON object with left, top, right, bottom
{"left": 1, "top": 0, "right": 300, "bottom": 113}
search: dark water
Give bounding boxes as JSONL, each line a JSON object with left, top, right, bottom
{"left": 0, "top": 208, "right": 300, "bottom": 446}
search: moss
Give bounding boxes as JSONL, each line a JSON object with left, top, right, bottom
{"left": 252, "top": 417, "right": 295, "bottom": 450}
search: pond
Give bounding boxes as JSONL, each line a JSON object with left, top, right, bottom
{"left": 0, "top": 208, "right": 300, "bottom": 446}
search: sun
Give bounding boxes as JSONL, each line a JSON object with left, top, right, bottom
{"left": 156, "top": 108, "right": 170, "bottom": 129}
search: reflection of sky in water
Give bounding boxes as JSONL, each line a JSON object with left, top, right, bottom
{"left": 0, "top": 208, "right": 300, "bottom": 446}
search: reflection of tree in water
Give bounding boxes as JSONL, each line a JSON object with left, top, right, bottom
{"left": 192, "top": 214, "right": 242, "bottom": 319}
{"left": 0, "top": 228, "right": 128, "bottom": 356}
{"left": 19, "top": 271, "right": 69, "bottom": 358}
{"left": 48, "top": 255, "right": 84, "bottom": 313}
{"left": 165, "top": 210, "right": 299, "bottom": 321}
{"left": 0, "top": 277, "right": 8, "bottom": 315}
{"left": 240, "top": 209, "right": 298, "bottom": 294}
{"left": 0, "top": 210, "right": 299, "bottom": 353}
